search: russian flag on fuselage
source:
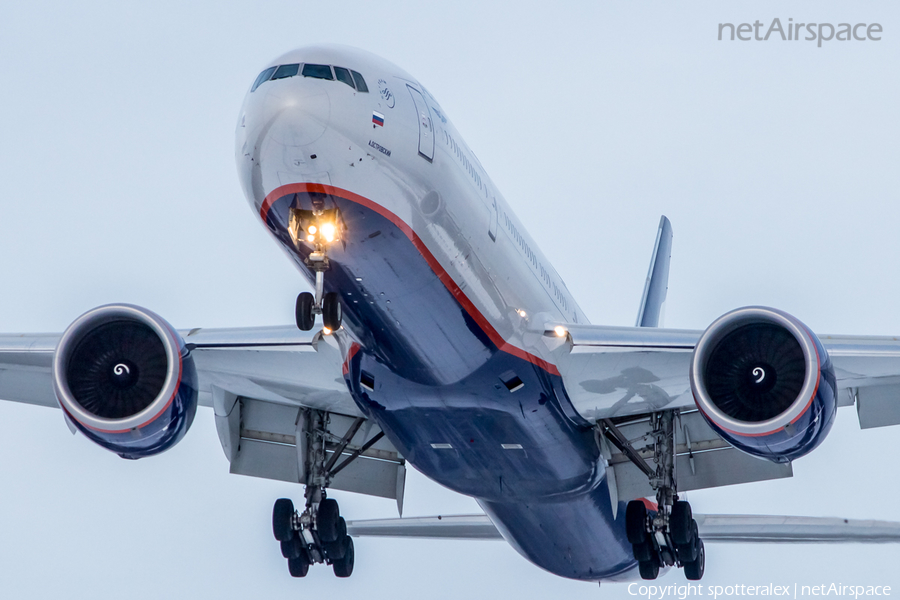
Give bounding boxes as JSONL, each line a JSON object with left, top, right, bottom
{"left": 372, "top": 111, "right": 385, "bottom": 127}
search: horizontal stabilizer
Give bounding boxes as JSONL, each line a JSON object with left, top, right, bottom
{"left": 695, "top": 514, "right": 900, "bottom": 543}
{"left": 346, "top": 513, "right": 900, "bottom": 543}
{"left": 347, "top": 514, "right": 502, "bottom": 540}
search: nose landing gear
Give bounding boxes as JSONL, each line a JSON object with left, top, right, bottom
{"left": 289, "top": 207, "right": 344, "bottom": 332}
{"left": 294, "top": 265, "right": 342, "bottom": 332}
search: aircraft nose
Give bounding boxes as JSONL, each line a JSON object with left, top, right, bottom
{"left": 235, "top": 75, "right": 332, "bottom": 202}
{"left": 259, "top": 77, "right": 332, "bottom": 147}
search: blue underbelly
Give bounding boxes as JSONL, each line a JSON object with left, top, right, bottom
{"left": 262, "top": 183, "right": 636, "bottom": 581}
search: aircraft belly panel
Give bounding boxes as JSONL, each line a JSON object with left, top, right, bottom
{"left": 258, "top": 179, "right": 638, "bottom": 580}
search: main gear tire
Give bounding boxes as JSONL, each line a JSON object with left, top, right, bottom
{"left": 272, "top": 498, "right": 295, "bottom": 542}
{"left": 684, "top": 540, "right": 705, "bottom": 581}
{"left": 626, "top": 500, "right": 649, "bottom": 545}
{"left": 671, "top": 500, "right": 693, "bottom": 546}
{"left": 332, "top": 537, "right": 354, "bottom": 578}
{"left": 639, "top": 559, "right": 659, "bottom": 580}
{"left": 317, "top": 498, "right": 341, "bottom": 543}
{"left": 288, "top": 553, "right": 310, "bottom": 578}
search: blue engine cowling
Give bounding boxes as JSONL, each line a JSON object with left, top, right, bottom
{"left": 52, "top": 304, "right": 198, "bottom": 460}
{"left": 689, "top": 307, "right": 837, "bottom": 463}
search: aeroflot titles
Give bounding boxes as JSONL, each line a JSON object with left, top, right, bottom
{"left": 627, "top": 583, "right": 892, "bottom": 600}
{"left": 718, "top": 18, "right": 883, "bottom": 47}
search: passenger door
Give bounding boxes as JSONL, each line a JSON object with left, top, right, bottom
{"left": 407, "top": 85, "right": 434, "bottom": 162}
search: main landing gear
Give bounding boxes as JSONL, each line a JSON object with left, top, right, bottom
{"left": 272, "top": 489, "right": 355, "bottom": 578}
{"left": 270, "top": 412, "right": 380, "bottom": 579}
{"left": 626, "top": 498, "right": 704, "bottom": 581}
{"left": 602, "top": 411, "right": 705, "bottom": 581}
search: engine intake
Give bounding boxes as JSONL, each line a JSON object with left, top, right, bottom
{"left": 53, "top": 304, "right": 198, "bottom": 459}
{"left": 690, "top": 307, "right": 836, "bottom": 463}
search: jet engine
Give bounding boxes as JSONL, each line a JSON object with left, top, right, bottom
{"left": 689, "top": 307, "right": 836, "bottom": 463}
{"left": 52, "top": 304, "right": 198, "bottom": 459}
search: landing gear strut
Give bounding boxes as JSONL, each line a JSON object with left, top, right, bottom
{"left": 604, "top": 411, "right": 705, "bottom": 581}
{"left": 270, "top": 411, "right": 381, "bottom": 579}
{"left": 289, "top": 205, "right": 343, "bottom": 332}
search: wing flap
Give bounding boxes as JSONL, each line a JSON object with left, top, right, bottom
{"left": 223, "top": 396, "right": 406, "bottom": 502}
{"left": 602, "top": 411, "right": 793, "bottom": 503}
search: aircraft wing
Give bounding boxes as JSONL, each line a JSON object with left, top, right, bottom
{"left": 0, "top": 327, "right": 407, "bottom": 508}
{"left": 558, "top": 323, "right": 900, "bottom": 423}
{"left": 550, "top": 323, "right": 900, "bottom": 503}
{"left": 345, "top": 513, "right": 900, "bottom": 544}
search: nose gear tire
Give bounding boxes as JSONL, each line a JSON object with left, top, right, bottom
{"left": 323, "top": 292, "right": 342, "bottom": 330}
{"left": 296, "top": 292, "right": 315, "bottom": 331}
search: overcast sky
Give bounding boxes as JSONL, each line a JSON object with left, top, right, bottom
{"left": 0, "top": 1, "right": 898, "bottom": 598}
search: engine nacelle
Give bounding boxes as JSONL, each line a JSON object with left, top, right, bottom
{"left": 53, "top": 304, "right": 198, "bottom": 459}
{"left": 689, "top": 307, "right": 837, "bottom": 463}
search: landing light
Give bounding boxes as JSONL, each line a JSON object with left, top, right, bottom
{"left": 308, "top": 225, "right": 317, "bottom": 235}
{"left": 321, "top": 222, "right": 336, "bottom": 243}
{"left": 517, "top": 309, "right": 527, "bottom": 318}
{"left": 554, "top": 326, "right": 567, "bottom": 338}
{"left": 322, "top": 327, "right": 332, "bottom": 335}
{"left": 306, "top": 234, "right": 315, "bottom": 243}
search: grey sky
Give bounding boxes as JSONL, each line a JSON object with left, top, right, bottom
{"left": 0, "top": 1, "right": 898, "bottom": 597}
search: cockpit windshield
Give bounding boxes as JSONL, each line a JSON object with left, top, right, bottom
{"left": 272, "top": 64, "right": 300, "bottom": 80}
{"left": 250, "top": 66, "right": 276, "bottom": 92}
{"left": 301, "top": 64, "right": 333, "bottom": 80}
{"left": 250, "top": 63, "right": 369, "bottom": 93}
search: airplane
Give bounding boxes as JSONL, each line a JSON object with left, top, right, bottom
{"left": 2, "top": 43, "right": 900, "bottom": 585}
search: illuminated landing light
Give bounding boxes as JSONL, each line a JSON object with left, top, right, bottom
{"left": 516, "top": 309, "right": 527, "bottom": 318}
{"left": 307, "top": 225, "right": 317, "bottom": 235}
{"left": 306, "top": 234, "right": 315, "bottom": 242}
{"left": 554, "top": 326, "right": 567, "bottom": 338}
{"left": 321, "top": 222, "right": 336, "bottom": 242}
{"left": 322, "top": 327, "right": 332, "bottom": 335}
